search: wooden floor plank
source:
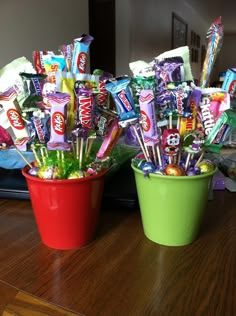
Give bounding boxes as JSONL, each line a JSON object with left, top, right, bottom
{"left": 3, "top": 291, "right": 82, "bottom": 316}
{"left": 0, "top": 281, "right": 18, "bottom": 314}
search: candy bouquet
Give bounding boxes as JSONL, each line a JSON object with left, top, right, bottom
{"left": 127, "top": 16, "right": 236, "bottom": 178}
{"left": 0, "top": 35, "right": 138, "bottom": 179}
{"left": 0, "top": 17, "right": 235, "bottom": 248}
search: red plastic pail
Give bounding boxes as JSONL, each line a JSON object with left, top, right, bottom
{"left": 22, "top": 165, "right": 107, "bottom": 250}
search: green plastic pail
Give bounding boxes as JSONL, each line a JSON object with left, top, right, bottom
{"left": 132, "top": 164, "right": 216, "bottom": 246}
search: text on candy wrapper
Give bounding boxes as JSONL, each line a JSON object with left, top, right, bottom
{"left": 7, "top": 109, "right": 24, "bottom": 130}
{"left": 200, "top": 96, "right": 215, "bottom": 135}
{"left": 52, "top": 112, "right": 65, "bottom": 135}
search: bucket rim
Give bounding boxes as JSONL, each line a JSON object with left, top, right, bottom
{"left": 131, "top": 163, "right": 217, "bottom": 180}
{"left": 22, "top": 164, "right": 109, "bottom": 184}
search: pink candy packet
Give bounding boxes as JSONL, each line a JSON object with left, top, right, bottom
{"left": 198, "top": 88, "right": 230, "bottom": 136}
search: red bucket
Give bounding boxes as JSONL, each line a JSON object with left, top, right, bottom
{"left": 22, "top": 165, "right": 108, "bottom": 250}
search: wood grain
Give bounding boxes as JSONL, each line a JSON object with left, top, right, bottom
{"left": 3, "top": 291, "right": 82, "bottom": 316}
{"left": 0, "top": 191, "right": 236, "bottom": 315}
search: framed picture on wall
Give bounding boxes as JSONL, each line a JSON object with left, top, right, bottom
{"left": 171, "top": 12, "right": 188, "bottom": 49}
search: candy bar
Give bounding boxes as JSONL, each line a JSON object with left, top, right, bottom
{"left": 47, "top": 92, "right": 71, "bottom": 151}
{"left": 0, "top": 87, "right": 29, "bottom": 145}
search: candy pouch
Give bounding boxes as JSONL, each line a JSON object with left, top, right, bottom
{"left": 71, "top": 34, "right": 94, "bottom": 74}
{"left": 105, "top": 76, "right": 138, "bottom": 122}
{"left": 61, "top": 43, "right": 74, "bottom": 72}
{"left": 152, "top": 46, "right": 193, "bottom": 81}
{"left": 33, "top": 51, "right": 54, "bottom": 74}
{"left": 198, "top": 88, "right": 230, "bottom": 136}
{"left": 20, "top": 72, "right": 46, "bottom": 97}
{"left": 139, "top": 89, "right": 159, "bottom": 146}
{"left": 47, "top": 92, "right": 71, "bottom": 151}
{"left": 0, "top": 56, "right": 35, "bottom": 107}
{"left": 43, "top": 54, "right": 67, "bottom": 84}
{"left": 222, "top": 68, "right": 236, "bottom": 109}
{"left": 205, "top": 109, "right": 236, "bottom": 153}
{"left": 130, "top": 76, "right": 157, "bottom": 109}
{"left": 0, "top": 87, "right": 29, "bottom": 145}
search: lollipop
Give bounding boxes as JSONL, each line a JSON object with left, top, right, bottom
{"left": 161, "top": 128, "right": 180, "bottom": 162}
{"left": 199, "top": 17, "right": 224, "bottom": 88}
{"left": 182, "top": 130, "right": 205, "bottom": 170}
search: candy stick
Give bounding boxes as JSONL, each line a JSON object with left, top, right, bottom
{"left": 85, "top": 136, "right": 96, "bottom": 158}
{"left": 176, "top": 115, "right": 181, "bottom": 130}
{"left": 185, "top": 153, "right": 191, "bottom": 171}
{"left": 13, "top": 145, "right": 33, "bottom": 168}
{"left": 151, "top": 145, "right": 157, "bottom": 166}
{"left": 177, "top": 149, "right": 182, "bottom": 165}
{"left": 71, "top": 138, "right": 75, "bottom": 156}
{"left": 31, "top": 145, "right": 42, "bottom": 167}
{"left": 132, "top": 124, "right": 149, "bottom": 161}
{"left": 168, "top": 112, "right": 173, "bottom": 129}
{"left": 76, "top": 136, "right": 80, "bottom": 160}
{"left": 40, "top": 147, "right": 47, "bottom": 165}
{"left": 139, "top": 128, "right": 151, "bottom": 162}
{"left": 195, "top": 151, "right": 205, "bottom": 167}
{"left": 156, "top": 144, "right": 162, "bottom": 167}
{"left": 79, "top": 137, "right": 84, "bottom": 169}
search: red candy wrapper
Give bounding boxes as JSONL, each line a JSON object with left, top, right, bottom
{"left": 161, "top": 128, "right": 180, "bottom": 156}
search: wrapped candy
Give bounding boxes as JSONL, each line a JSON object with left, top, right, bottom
{"left": 139, "top": 89, "right": 162, "bottom": 166}
{"left": 199, "top": 17, "right": 224, "bottom": 88}
{"left": 46, "top": 92, "right": 71, "bottom": 151}
{"left": 205, "top": 109, "right": 236, "bottom": 153}
{"left": 161, "top": 128, "right": 180, "bottom": 157}
{"left": 0, "top": 87, "right": 29, "bottom": 146}
{"left": 198, "top": 88, "right": 230, "bottom": 136}
{"left": 105, "top": 76, "right": 138, "bottom": 122}
{"left": 71, "top": 34, "right": 94, "bottom": 74}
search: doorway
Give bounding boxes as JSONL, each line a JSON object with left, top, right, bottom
{"left": 89, "top": 0, "right": 116, "bottom": 76}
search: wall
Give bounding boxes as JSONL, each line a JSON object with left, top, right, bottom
{"left": 0, "top": 1, "right": 232, "bottom": 82}
{"left": 0, "top": 0, "right": 89, "bottom": 69}
{"left": 116, "top": 0, "right": 216, "bottom": 80}
{"left": 213, "top": 33, "right": 236, "bottom": 78}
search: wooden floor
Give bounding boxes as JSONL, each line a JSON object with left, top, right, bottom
{"left": 0, "top": 190, "right": 236, "bottom": 315}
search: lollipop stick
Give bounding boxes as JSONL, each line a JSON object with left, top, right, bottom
{"left": 195, "top": 151, "right": 205, "bottom": 167}
{"left": 156, "top": 145, "right": 162, "bottom": 167}
{"left": 132, "top": 125, "right": 149, "bottom": 161}
{"left": 31, "top": 145, "right": 42, "bottom": 167}
{"left": 151, "top": 145, "right": 157, "bottom": 166}
{"left": 85, "top": 137, "right": 95, "bottom": 158}
{"left": 14, "top": 145, "right": 33, "bottom": 168}
{"left": 76, "top": 136, "right": 80, "bottom": 160}
{"left": 185, "top": 153, "right": 191, "bottom": 171}
{"left": 79, "top": 137, "right": 84, "bottom": 169}
{"left": 169, "top": 113, "right": 173, "bottom": 129}
{"left": 177, "top": 150, "right": 182, "bottom": 165}
{"left": 177, "top": 115, "right": 181, "bottom": 130}
{"left": 71, "top": 139, "right": 75, "bottom": 155}
{"left": 139, "top": 127, "right": 151, "bottom": 162}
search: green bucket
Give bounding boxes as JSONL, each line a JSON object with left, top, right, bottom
{"left": 131, "top": 164, "right": 216, "bottom": 246}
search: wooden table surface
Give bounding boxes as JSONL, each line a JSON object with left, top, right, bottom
{"left": 0, "top": 190, "right": 236, "bottom": 315}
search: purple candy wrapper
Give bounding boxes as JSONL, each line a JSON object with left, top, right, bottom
{"left": 139, "top": 89, "right": 159, "bottom": 145}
